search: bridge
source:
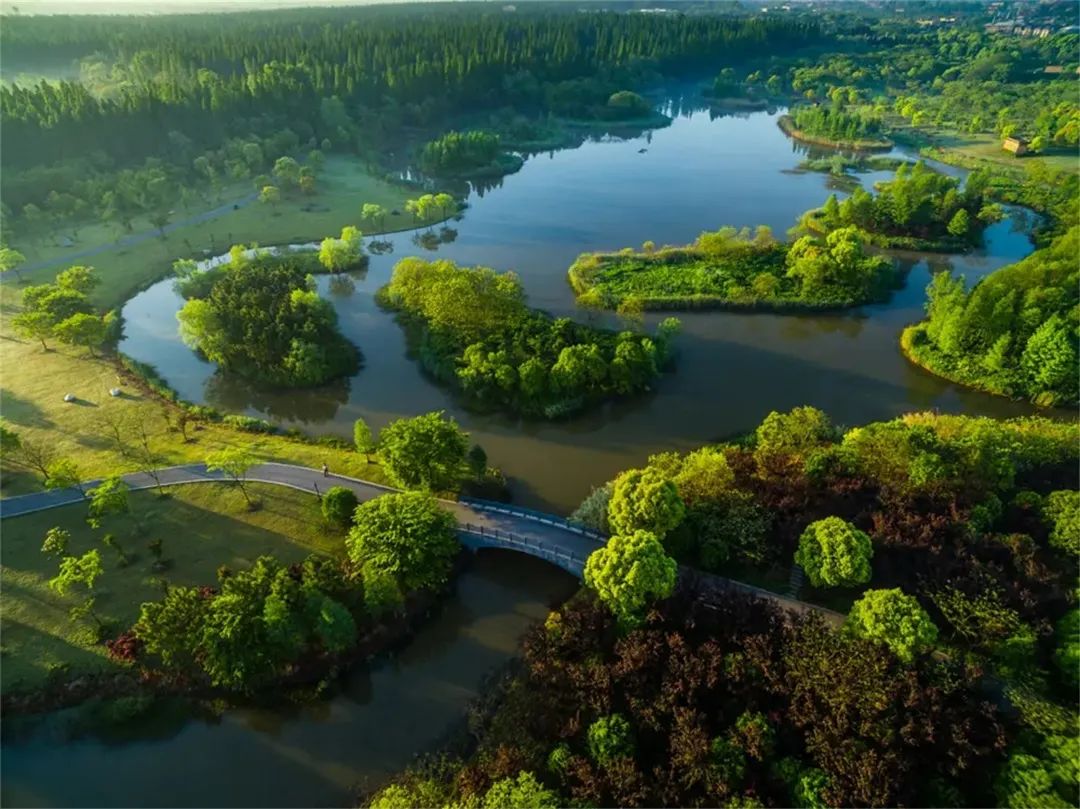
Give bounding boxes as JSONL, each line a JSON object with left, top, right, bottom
{"left": 0, "top": 462, "right": 842, "bottom": 623}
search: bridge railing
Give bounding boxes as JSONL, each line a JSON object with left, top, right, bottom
{"left": 459, "top": 497, "right": 607, "bottom": 542}
{"left": 459, "top": 522, "right": 588, "bottom": 572}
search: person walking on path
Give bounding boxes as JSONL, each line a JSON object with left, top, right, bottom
{"left": 321, "top": 463, "right": 329, "bottom": 477}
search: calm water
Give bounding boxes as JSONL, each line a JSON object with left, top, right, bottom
{"left": 1, "top": 552, "right": 577, "bottom": 808}
{"left": 119, "top": 106, "right": 1039, "bottom": 515}
{"left": 5, "top": 103, "right": 1048, "bottom": 809}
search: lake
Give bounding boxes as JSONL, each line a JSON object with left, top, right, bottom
{"left": 118, "top": 104, "right": 1040, "bottom": 515}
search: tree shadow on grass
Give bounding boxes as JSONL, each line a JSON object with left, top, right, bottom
{"left": 0, "top": 389, "right": 55, "bottom": 428}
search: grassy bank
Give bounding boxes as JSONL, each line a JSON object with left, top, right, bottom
{"left": 778, "top": 114, "right": 893, "bottom": 151}
{"left": 0, "top": 337, "right": 392, "bottom": 498}
{"left": 0, "top": 482, "right": 340, "bottom": 694}
{"left": 9, "top": 155, "right": 458, "bottom": 310}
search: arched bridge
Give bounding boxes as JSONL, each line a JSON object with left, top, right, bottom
{"left": 0, "top": 462, "right": 841, "bottom": 622}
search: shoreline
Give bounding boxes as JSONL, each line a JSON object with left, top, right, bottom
{"left": 777, "top": 114, "right": 893, "bottom": 152}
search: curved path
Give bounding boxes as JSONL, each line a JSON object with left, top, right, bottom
{"left": 0, "top": 462, "right": 842, "bottom": 624}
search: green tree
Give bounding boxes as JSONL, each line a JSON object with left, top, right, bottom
{"left": 482, "top": 771, "right": 559, "bottom": 809}
{"left": 56, "top": 265, "right": 100, "bottom": 294}
{"left": 947, "top": 208, "right": 971, "bottom": 239}
{"left": 377, "top": 411, "right": 468, "bottom": 490}
{"left": 53, "top": 312, "right": 108, "bottom": 356}
{"left": 353, "top": 417, "right": 376, "bottom": 461}
{"left": 134, "top": 585, "right": 208, "bottom": 671}
{"left": 12, "top": 309, "right": 56, "bottom": 350}
{"left": 48, "top": 548, "right": 103, "bottom": 594}
{"left": 1044, "top": 490, "right": 1079, "bottom": 556}
{"left": 41, "top": 526, "right": 71, "bottom": 558}
{"left": 272, "top": 156, "right": 300, "bottom": 189}
{"left": 86, "top": 475, "right": 130, "bottom": 529}
{"left": 347, "top": 492, "right": 459, "bottom": 592}
{"left": 608, "top": 467, "right": 685, "bottom": 537}
{"left": 45, "top": 458, "right": 83, "bottom": 494}
{"left": 1053, "top": 609, "right": 1079, "bottom": 690}
{"left": 846, "top": 588, "right": 938, "bottom": 663}
{"left": 794, "top": 516, "right": 873, "bottom": 588}
{"left": 0, "top": 246, "right": 27, "bottom": 282}
{"left": 321, "top": 485, "right": 359, "bottom": 529}
{"left": 259, "top": 185, "right": 281, "bottom": 207}
{"left": 205, "top": 448, "right": 258, "bottom": 506}
{"left": 361, "top": 203, "right": 387, "bottom": 232}
{"left": 318, "top": 225, "right": 364, "bottom": 272}
{"left": 672, "top": 447, "right": 735, "bottom": 505}
{"left": 754, "top": 406, "right": 834, "bottom": 471}
{"left": 584, "top": 529, "right": 677, "bottom": 627}
{"left": 1020, "top": 315, "right": 1078, "bottom": 402}
{"left": 587, "top": 713, "right": 635, "bottom": 764}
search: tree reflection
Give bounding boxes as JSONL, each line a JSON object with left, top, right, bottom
{"left": 203, "top": 371, "right": 352, "bottom": 424}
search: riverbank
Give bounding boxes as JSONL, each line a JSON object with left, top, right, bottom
{"left": 778, "top": 114, "right": 893, "bottom": 151}
{"left": 7, "top": 155, "right": 462, "bottom": 310}
{"left": 1, "top": 564, "right": 451, "bottom": 718}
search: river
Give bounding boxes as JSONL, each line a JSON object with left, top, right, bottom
{"left": 118, "top": 104, "right": 1039, "bottom": 516}
{"left": 0, "top": 552, "right": 577, "bottom": 807}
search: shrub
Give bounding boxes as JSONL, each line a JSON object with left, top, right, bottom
{"left": 321, "top": 486, "right": 359, "bottom": 529}
{"left": 846, "top": 588, "right": 938, "bottom": 663}
{"left": 587, "top": 714, "right": 634, "bottom": 764}
{"left": 794, "top": 516, "right": 873, "bottom": 589}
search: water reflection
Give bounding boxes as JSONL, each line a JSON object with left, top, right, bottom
{"left": 0, "top": 554, "right": 578, "bottom": 809}
{"left": 119, "top": 106, "right": 1049, "bottom": 515}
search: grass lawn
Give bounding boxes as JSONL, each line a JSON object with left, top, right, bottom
{"left": 1, "top": 482, "right": 349, "bottom": 694}
{"left": 0, "top": 336, "right": 394, "bottom": 497}
{"left": 10, "top": 154, "right": 457, "bottom": 310}
{"left": 891, "top": 124, "right": 1078, "bottom": 176}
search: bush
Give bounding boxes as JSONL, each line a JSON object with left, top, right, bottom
{"left": 321, "top": 486, "right": 359, "bottom": 529}
{"left": 846, "top": 588, "right": 938, "bottom": 663}
{"left": 794, "top": 516, "right": 873, "bottom": 589}
{"left": 587, "top": 714, "right": 634, "bottom": 764}
{"left": 222, "top": 414, "right": 278, "bottom": 434}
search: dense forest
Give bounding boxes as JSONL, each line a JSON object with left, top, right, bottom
{"left": 0, "top": 11, "right": 815, "bottom": 172}
{"left": 365, "top": 408, "right": 1080, "bottom": 808}
{"left": 786, "top": 104, "right": 886, "bottom": 144}
{"left": 379, "top": 257, "right": 678, "bottom": 418}
{"left": 904, "top": 226, "right": 1080, "bottom": 407}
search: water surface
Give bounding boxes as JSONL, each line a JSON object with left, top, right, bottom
{"left": 119, "top": 105, "right": 1040, "bottom": 514}
{"left": 1, "top": 552, "right": 576, "bottom": 808}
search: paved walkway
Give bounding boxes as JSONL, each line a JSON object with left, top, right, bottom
{"left": 0, "top": 462, "right": 843, "bottom": 624}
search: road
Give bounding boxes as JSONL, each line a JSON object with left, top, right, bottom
{"left": 0, "top": 462, "right": 844, "bottom": 624}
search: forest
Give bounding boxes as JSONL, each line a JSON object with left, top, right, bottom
{"left": 379, "top": 257, "right": 679, "bottom": 418}
{"left": 784, "top": 104, "right": 887, "bottom": 146}
{"left": 369, "top": 407, "right": 1079, "bottom": 809}
{"left": 568, "top": 219, "right": 896, "bottom": 310}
